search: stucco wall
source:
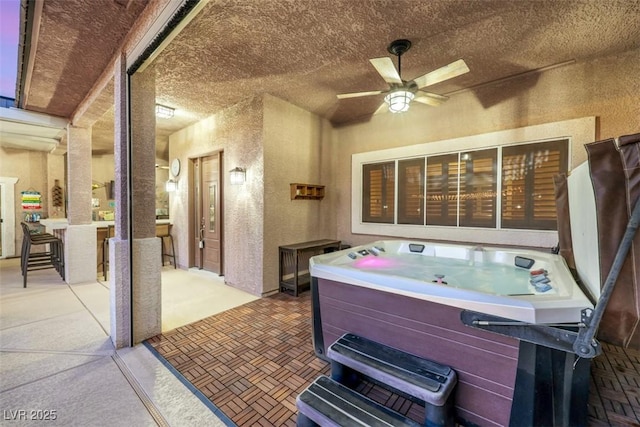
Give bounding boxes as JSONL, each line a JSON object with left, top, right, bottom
{"left": 262, "top": 94, "right": 335, "bottom": 294}
{"left": 0, "top": 147, "right": 51, "bottom": 256}
{"left": 333, "top": 49, "right": 640, "bottom": 248}
{"left": 168, "top": 96, "right": 265, "bottom": 295}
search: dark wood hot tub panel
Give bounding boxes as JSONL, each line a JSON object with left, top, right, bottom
{"left": 314, "top": 278, "right": 519, "bottom": 427}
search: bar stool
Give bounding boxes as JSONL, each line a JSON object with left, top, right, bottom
{"left": 20, "top": 222, "right": 64, "bottom": 288}
{"left": 156, "top": 223, "right": 176, "bottom": 268}
{"left": 20, "top": 224, "right": 55, "bottom": 269}
{"left": 20, "top": 222, "right": 60, "bottom": 271}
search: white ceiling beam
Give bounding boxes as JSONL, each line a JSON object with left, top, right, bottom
{"left": 0, "top": 132, "right": 58, "bottom": 152}
{"left": 0, "top": 107, "right": 68, "bottom": 129}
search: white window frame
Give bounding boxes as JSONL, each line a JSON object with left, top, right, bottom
{"left": 351, "top": 117, "right": 595, "bottom": 247}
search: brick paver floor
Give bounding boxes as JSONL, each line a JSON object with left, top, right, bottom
{"left": 148, "top": 291, "right": 639, "bottom": 426}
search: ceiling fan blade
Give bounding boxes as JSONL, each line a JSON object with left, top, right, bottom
{"left": 414, "top": 91, "right": 449, "bottom": 106}
{"left": 369, "top": 57, "right": 402, "bottom": 85}
{"left": 373, "top": 102, "right": 388, "bottom": 115}
{"left": 413, "top": 59, "right": 470, "bottom": 89}
{"left": 337, "top": 90, "right": 383, "bottom": 99}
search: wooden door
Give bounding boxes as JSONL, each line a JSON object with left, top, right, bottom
{"left": 198, "top": 153, "right": 223, "bottom": 274}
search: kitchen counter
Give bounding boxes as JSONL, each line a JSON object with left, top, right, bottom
{"left": 40, "top": 218, "right": 173, "bottom": 279}
{"left": 40, "top": 218, "right": 171, "bottom": 230}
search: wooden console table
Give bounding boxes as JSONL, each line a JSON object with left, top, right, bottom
{"left": 279, "top": 239, "right": 341, "bottom": 296}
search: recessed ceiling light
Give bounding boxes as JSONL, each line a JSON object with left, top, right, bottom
{"left": 155, "top": 104, "right": 175, "bottom": 119}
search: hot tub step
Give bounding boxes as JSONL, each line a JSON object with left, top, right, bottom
{"left": 296, "top": 375, "right": 420, "bottom": 427}
{"left": 328, "top": 333, "right": 457, "bottom": 427}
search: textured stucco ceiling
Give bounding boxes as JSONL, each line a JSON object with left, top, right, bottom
{"left": 20, "top": 0, "right": 640, "bottom": 158}
{"left": 21, "top": 0, "right": 149, "bottom": 118}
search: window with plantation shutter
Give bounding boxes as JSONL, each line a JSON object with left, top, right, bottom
{"left": 360, "top": 139, "right": 568, "bottom": 231}
{"left": 398, "top": 158, "right": 425, "bottom": 225}
{"left": 362, "top": 162, "right": 395, "bottom": 223}
{"left": 459, "top": 149, "right": 498, "bottom": 227}
{"left": 426, "top": 154, "right": 459, "bottom": 226}
{"left": 501, "top": 139, "right": 568, "bottom": 230}
{"left": 354, "top": 118, "right": 590, "bottom": 242}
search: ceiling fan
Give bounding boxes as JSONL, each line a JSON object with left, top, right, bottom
{"left": 337, "top": 39, "right": 469, "bottom": 114}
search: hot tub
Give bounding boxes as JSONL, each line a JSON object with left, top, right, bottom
{"left": 311, "top": 240, "right": 592, "bottom": 324}
{"left": 309, "top": 240, "right": 593, "bottom": 426}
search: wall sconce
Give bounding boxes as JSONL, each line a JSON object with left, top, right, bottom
{"left": 156, "top": 104, "right": 175, "bottom": 119}
{"left": 229, "top": 167, "right": 246, "bottom": 185}
{"left": 165, "top": 178, "right": 177, "bottom": 192}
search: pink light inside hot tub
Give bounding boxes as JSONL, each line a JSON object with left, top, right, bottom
{"left": 352, "top": 255, "right": 399, "bottom": 269}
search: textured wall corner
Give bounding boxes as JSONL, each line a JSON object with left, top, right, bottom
{"left": 132, "top": 237, "right": 162, "bottom": 344}
{"left": 262, "top": 95, "right": 336, "bottom": 294}
{"left": 110, "top": 238, "right": 131, "bottom": 349}
{"left": 130, "top": 68, "right": 157, "bottom": 240}
{"left": 110, "top": 237, "right": 162, "bottom": 347}
{"left": 169, "top": 96, "right": 266, "bottom": 296}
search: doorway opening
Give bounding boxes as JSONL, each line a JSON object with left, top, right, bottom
{"left": 0, "top": 177, "right": 18, "bottom": 259}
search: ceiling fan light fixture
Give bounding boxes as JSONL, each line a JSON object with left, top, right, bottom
{"left": 384, "top": 90, "right": 414, "bottom": 113}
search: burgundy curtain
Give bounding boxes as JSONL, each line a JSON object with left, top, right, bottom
{"left": 586, "top": 134, "right": 640, "bottom": 349}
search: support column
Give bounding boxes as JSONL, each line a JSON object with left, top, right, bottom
{"left": 65, "top": 125, "right": 97, "bottom": 284}
{"left": 111, "top": 56, "right": 162, "bottom": 347}
{"left": 129, "top": 63, "right": 161, "bottom": 344}
{"left": 111, "top": 53, "right": 132, "bottom": 348}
